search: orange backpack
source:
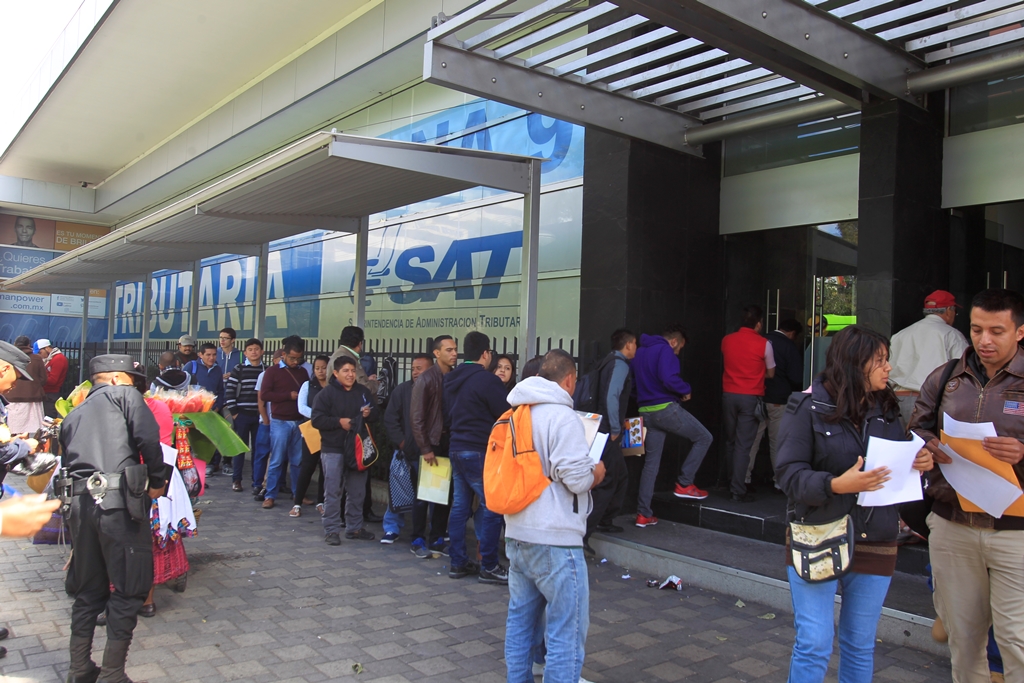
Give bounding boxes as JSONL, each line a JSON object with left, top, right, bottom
{"left": 483, "top": 405, "right": 550, "bottom": 515}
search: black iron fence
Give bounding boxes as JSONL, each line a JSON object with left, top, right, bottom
{"left": 43, "top": 335, "right": 597, "bottom": 399}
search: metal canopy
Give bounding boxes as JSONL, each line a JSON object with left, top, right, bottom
{"left": 425, "top": 0, "right": 1024, "bottom": 150}
{"left": 2, "top": 131, "right": 538, "bottom": 293}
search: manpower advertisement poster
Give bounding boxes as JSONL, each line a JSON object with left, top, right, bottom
{"left": 0, "top": 215, "right": 110, "bottom": 344}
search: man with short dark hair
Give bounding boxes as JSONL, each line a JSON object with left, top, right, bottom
{"left": 187, "top": 343, "right": 225, "bottom": 411}
{"left": 721, "top": 306, "right": 775, "bottom": 503}
{"left": 217, "top": 327, "right": 241, "bottom": 382}
{"left": 7, "top": 335, "right": 47, "bottom": 435}
{"left": 890, "top": 290, "right": 970, "bottom": 425}
{"left": 911, "top": 288, "right": 1024, "bottom": 682}
{"left": 409, "top": 335, "right": 457, "bottom": 557}
{"left": 444, "top": 331, "right": 510, "bottom": 583}
{"left": 381, "top": 352, "right": 434, "bottom": 543}
{"left": 12, "top": 216, "right": 39, "bottom": 248}
{"left": 328, "top": 326, "right": 379, "bottom": 397}
{"left": 584, "top": 328, "right": 636, "bottom": 551}
{"left": 632, "top": 325, "right": 713, "bottom": 527}
{"left": 151, "top": 351, "right": 190, "bottom": 393}
{"left": 504, "top": 348, "right": 604, "bottom": 683}
{"left": 225, "top": 339, "right": 265, "bottom": 493}
{"left": 746, "top": 318, "right": 803, "bottom": 490}
{"left": 260, "top": 335, "right": 310, "bottom": 509}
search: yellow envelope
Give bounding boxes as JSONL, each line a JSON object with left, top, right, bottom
{"left": 941, "top": 431, "right": 1024, "bottom": 516}
{"left": 299, "top": 420, "right": 321, "bottom": 453}
{"left": 417, "top": 456, "right": 452, "bottom": 505}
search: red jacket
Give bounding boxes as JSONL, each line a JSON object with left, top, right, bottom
{"left": 721, "top": 327, "right": 768, "bottom": 396}
{"left": 44, "top": 350, "right": 68, "bottom": 394}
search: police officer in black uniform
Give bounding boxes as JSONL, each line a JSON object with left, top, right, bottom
{"left": 60, "top": 355, "right": 169, "bottom": 683}
{"left": 0, "top": 339, "right": 43, "bottom": 660}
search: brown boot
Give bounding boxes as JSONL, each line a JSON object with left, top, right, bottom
{"left": 66, "top": 634, "right": 100, "bottom": 683}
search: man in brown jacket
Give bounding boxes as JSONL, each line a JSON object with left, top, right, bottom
{"left": 408, "top": 334, "right": 458, "bottom": 558}
{"left": 911, "top": 288, "right": 1024, "bottom": 683}
{"left": 8, "top": 336, "right": 47, "bottom": 434}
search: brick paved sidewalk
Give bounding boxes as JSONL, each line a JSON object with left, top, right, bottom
{"left": 0, "top": 478, "right": 952, "bottom": 683}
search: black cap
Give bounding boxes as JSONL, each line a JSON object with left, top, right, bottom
{"left": 0, "top": 340, "right": 34, "bottom": 380}
{"left": 90, "top": 354, "right": 146, "bottom": 378}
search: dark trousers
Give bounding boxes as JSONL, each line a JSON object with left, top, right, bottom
{"left": 232, "top": 411, "right": 260, "bottom": 485}
{"left": 293, "top": 440, "right": 324, "bottom": 506}
{"left": 44, "top": 392, "right": 60, "bottom": 419}
{"left": 722, "top": 393, "right": 761, "bottom": 496}
{"left": 66, "top": 494, "right": 152, "bottom": 642}
{"left": 586, "top": 437, "right": 628, "bottom": 540}
{"left": 409, "top": 450, "right": 451, "bottom": 545}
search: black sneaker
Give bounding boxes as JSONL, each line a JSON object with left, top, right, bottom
{"left": 596, "top": 523, "right": 624, "bottom": 533}
{"left": 583, "top": 539, "right": 596, "bottom": 556}
{"left": 345, "top": 528, "right": 375, "bottom": 540}
{"left": 479, "top": 564, "right": 509, "bottom": 585}
{"left": 325, "top": 533, "right": 341, "bottom": 546}
{"left": 428, "top": 540, "right": 449, "bottom": 556}
{"left": 253, "top": 488, "right": 266, "bottom": 502}
{"left": 449, "top": 561, "right": 480, "bottom": 579}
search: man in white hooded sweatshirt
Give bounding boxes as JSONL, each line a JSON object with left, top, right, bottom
{"left": 503, "top": 349, "right": 606, "bottom": 683}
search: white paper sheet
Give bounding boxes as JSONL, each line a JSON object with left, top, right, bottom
{"left": 943, "top": 413, "right": 997, "bottom": 440}
{"left": 588, "top": 432, "right": 609, "bottom": 464}
{"left": 937, "top": 443, "right": 1023, "bottom": 518}
{"left": 858, "top": 434, "right": 926, "bottom": 507}
{"left": 575, "top": 411, "right": 602, "bottom": 448}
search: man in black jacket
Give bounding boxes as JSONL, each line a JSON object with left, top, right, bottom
{"left": 381, "top": 353, "right": 433, "bottom": 543}
{"left": 585, "top": 328, "right": 636, "bottom": 552}
{"left": 443, "top": 331, "right": 510, "bottom": 584}
{"left": 312, "top": 356, "right": 379, "bottom": 545}
{"left": 60, "top": 355, "right": 170, "bottom": 683}
{"left": 746, "top": 318, "right": 803, "bottom": 490}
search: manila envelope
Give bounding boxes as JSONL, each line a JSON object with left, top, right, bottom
{"left": 299, "top": 420, "right": 321, "bottom": 453}
{"left": 941, "top": 431, "right": 1024, "bottom": 516}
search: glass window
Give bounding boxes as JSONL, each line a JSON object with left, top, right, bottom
{"left": 949, "top": 70, "right": 1024, "bottom": 135}
{"left": 724, "top": 112, "right": 861, "bottom": 176}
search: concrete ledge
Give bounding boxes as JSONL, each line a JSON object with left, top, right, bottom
{"left": 590, "top": 533, "right": 949, "bottom": 658}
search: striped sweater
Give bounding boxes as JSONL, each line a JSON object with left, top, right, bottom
{"left": 224, "top": 361, "right": 265, "bottom": 414}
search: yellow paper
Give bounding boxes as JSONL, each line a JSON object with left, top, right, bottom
{"left": 941, "top": 431, "right": 1024, "bottom": 516}
{"left": 417, "top": 456, "right": 452, "bottom": 504}
{"left": 299, "top": 420, "right": 321, "bottom": 453}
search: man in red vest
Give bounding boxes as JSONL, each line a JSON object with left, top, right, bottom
{"left": 721, "top": 306, "right": 775, "bottom": 502}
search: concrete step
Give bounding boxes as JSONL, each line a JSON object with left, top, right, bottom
{"left": 590, "top": 516, "right": 947, "bottom": 658}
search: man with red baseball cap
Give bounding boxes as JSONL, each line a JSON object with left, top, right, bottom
{"left": 889, "top": 289, "right": 969, "bottom": 425}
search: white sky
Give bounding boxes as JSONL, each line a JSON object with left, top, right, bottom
{"left": 0, "top": 0, "right": 85, "bottom": 143}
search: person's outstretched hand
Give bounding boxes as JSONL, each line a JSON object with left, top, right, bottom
{"left": 0, "top": 494, "right": 60, "bottom": 538}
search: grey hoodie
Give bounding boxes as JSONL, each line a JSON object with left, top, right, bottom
{"left": 504, "top": 376, "right": 595, "bottom": 547}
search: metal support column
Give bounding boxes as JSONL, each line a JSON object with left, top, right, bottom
{"left": 354, "top": 217, "right": 369, "bottom": 329}
{"left": 79, "top": 289, "right": 90, "bottom": 383}
{"left": 106, "top": 284, "right": 116, "bottom": 354}
{"left": 140, "top": 275, "right": 152, "bottom": 369}
{"left": 188, "top": 260, "right": 202, "bottom": 337}
{"left": 518, "top": 160, "right": 541, "bottom": 365}
{"left": 254, "top": 243, "right": 269, "bottom": 340}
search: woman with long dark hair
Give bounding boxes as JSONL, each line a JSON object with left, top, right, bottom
{"left": 493, "top": 354, "right": 517, "bottom": 394}
{"left": 776, "top": 325, "right": 934, "bottom": 683}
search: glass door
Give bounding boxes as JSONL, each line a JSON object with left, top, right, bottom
{"left": 806, "top": 222, "right": 858, "bottom": 384}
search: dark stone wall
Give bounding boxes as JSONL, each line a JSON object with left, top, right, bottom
{"left": 579, "top": 130, "right": 724, "bottom": 488}
{"left": 857, "top": 96, "right": 947, "bottom": 336}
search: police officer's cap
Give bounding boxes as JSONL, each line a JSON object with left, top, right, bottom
{"left": 0, "top": 340, "right": 34, "bottom": 380}
{"left": 90, "top": 354, "right": 146, "bottom": 378}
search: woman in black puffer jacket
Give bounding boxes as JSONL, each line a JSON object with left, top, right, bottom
{"left": 776, "top": 325, "right": 934, "bottom": 683}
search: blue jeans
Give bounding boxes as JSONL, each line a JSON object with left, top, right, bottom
{"left": 449, "top": 450, "right": 504, "bottom": 570}
{"left": 265, "top": 419, "right": 303, "bottom": 501}
{"left": 252, "top": 423, "right": 270, "bottom": 490}
{"left": 383, "top": 507, "right": 405, "bottom": 535}
{"left": 640, "top": 402, "right": 713, "bottom": 516}
{"left": 787, "top": 566, "right": 891, "bottom": 683}
{"left": 505, "top": 540, "right": 588, "bottom": 683}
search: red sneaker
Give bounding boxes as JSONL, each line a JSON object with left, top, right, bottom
{"left": 635, "top": 514, "right": 658, "bottom": 528}
{"left": 673, "top": 483, "right": 708, "bottom": 500}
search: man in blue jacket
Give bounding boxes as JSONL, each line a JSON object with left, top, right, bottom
{"left": 632, "top": 325, "right": 713, "bottom": 528}
{"left": 188, "top": 343, "right": 225, "bottom": 411}
{"left": 443, "top": 331, "right": 510, "bottom": 584}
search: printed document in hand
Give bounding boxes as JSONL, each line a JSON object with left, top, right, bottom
{"left": 943, "top": 413, "right": 997, "bottom": 439}
{"left": 417, "top": 456, "right": 452, "bottom": 505}
{"left": 858, "top": 434, "right": 926, "bottom": 507}
{"left": 937, "top": 443, "right": 1023, "bottom": 518}
{"left": 575, "top": 411, "right": 607, "bottom": 463}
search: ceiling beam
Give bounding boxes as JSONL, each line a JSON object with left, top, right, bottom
{"left": 124, "top": 239, "right": 265, "bottom": 257}
{"left": 612, "top": 0, "right": 925, "bottom": 109}
{"left": 196, "top": 207, "right": 360, "bottom": 233}
{"left": 424, "top": 41, "right": 702, "bottom": 157}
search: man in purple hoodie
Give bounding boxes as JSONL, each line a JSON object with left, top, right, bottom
{"left": 631, "top": 325, "right": 713, "bottom": 528}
